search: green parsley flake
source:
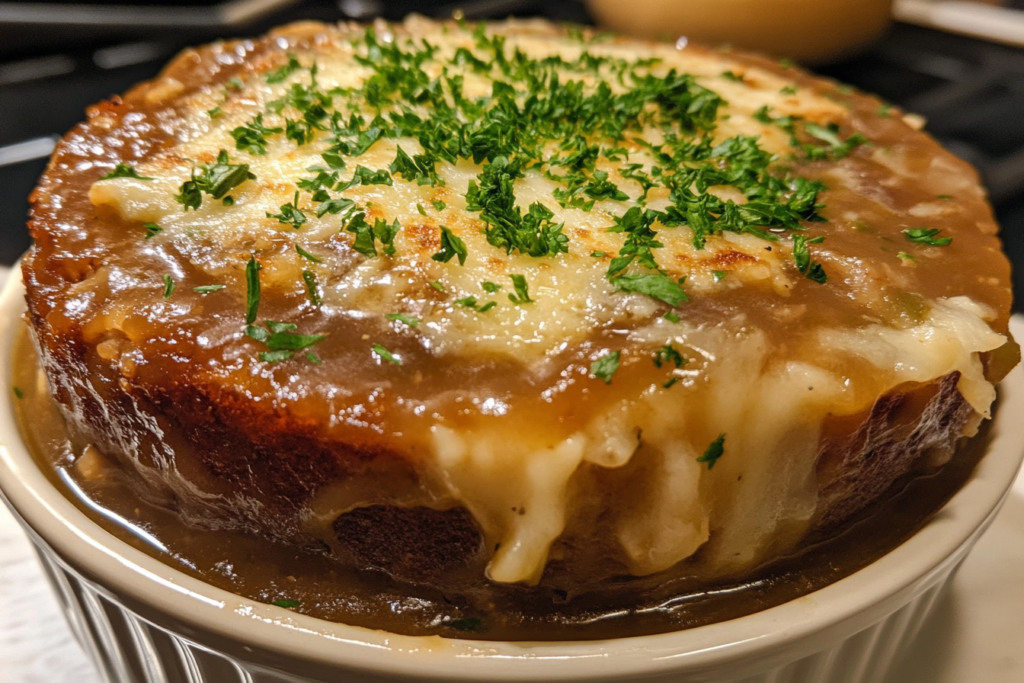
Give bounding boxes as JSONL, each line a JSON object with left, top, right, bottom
{"left": 12, "top": 386, "right": 24, "bottom": 399}
{"left": 266, "top": 54, "right": 303, "bottom": 84}
{"left": 897, "top": 251, "right": 916, "bottom": 262}
{"left": 455, "top": 297, "right": 497, "bottom": 313}
{"left": 612, "top": 273, "right": 688, "bottom": 307}
{"left": 372, "top": 344, "right": 402, "bottom": 365}
{"left": 268, "top": 191, "right": 307, "bottom": 229}
{"left": 143, "top": 222, "right": 162, "bottom": 239}
{"left": 302, "top": 270, "right": 321, "bottom": 307}
{"left": 697, "top": 433, "right": 726, "bottom": 470}
{"left": 246, "top": 320, "right": 326, "bottom": 362}
{"left": 591, "top": 351, "right": 621, "bottom": 385}
{"left": 433, "top": 226, "right": 468, "bottom": 265}
{"left": 590, "top": 251, "right": 606, "bottom": 258}
{"left": 653, "top": 344, "right": 684, "bottom": 368}
{"left": 272, "top": 599, "right": 302, "bottom": 608}
{"left": 101, "top": 163, "right": 153, "bottom": 181}
{"left": 162, "top": 274, "right": 174, "bottom": 300}
{"left": 231, "top": 113, "right": 284, "bottom": 155}
{"left": 903, "top": 227, "right": 952, "bottom": 247}
{"left": 295, "top": 244, "right": 322, "bottom": 263}
{"left": 208, "top": 106, "right": 223, "bottom": 119}
{"left": 663, "top": 311, "right": 680, "bottom": 323}
{"left": 430, "top": 281, "right": 446, "bottom": 292}
{"left": 245, "top": 255, "right": 261, "bottom": 325}
{"left": 386, "top": 312, "right": 420, "bottom": 327}
{"left": 481, "top": 281, "right": 502, "bottom": 293}
{"left": 791, "top": 235, "right": 827, "bottom": 284}
{"left": 432, "top": 200, "right": 447, "bottom": 211}
{"left": 193, "top": 284, "right": 225, "bottom": 294}
{"left": 175, "top": 150, "right": 255, "bottom": 210}
{"left": 306, "top": 351, "right": 323, "bottom": 364}
{"left": 507, "top": 274, "right": 533, "bottom": 304}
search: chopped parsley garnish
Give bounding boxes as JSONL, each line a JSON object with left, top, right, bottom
{"left": 712, "top": 270, "right": 727, "bottom": 281}
{"left": 903, "top": 227, "right": 952, "bottom": 247}
{"left": 386, "top": 312, "right": 420, "bottom": 327}
{"left": 143, "top": 222, "right": 162, "bottom": 239}
{"left": 507, "top": 274, "right": 533, "bottom": 304}
{"left": 272, "top": 599, "right": 302, "bottom": 608}
{"left": 803, "top": 122, "right": 866, "bottom": 160}
{"left": 101, "top": 163, "right": 153, "bottom": 181}
{"left": 372, "top": 344, "right": 402, "bottom": 365}
{"left": 343, "top": 165, "right": 392, "bottom": 187}
{"left": 246, "top": 320, "right": 326, "bottom": 362}
{"left": 432, "top": 226, "right": 468, "bottom": 265}
{"left": 663, "top": 311, "right": 680, "bottom": 323}
{"left": 792, "top": 235, "right": 827, "bottom": 284}
{"left": 302, "top": 270, "right": 321, "bottom": 307}
{"left": 721, "top": 70, "right": 745, "bottom": 82}
{"left": 591, "top": 351, "right": 621, "bottom": 385}
{"left": 697, "top": 434, "right": 726, "bottom": 470}
{"left": 175, "top": 150, "right": 255, "bottom": 210}
{"left": 295, "top": 243, "right": 322, "bottom": 263}
{"left": 590, "top": 251, "right": 606, "bottom": 258}
{"left": 612, "top": 273, "right": 688, "bottom": 307}
{"left": 455, "top": 296, "right": 497, "bottom": 313}
{"left": 230, "top": 114, "right": 284, "bottom": 155}
{"left": 653, "top": 344, "right": 684, "bottom": 368}
{"left": 245, "top": 255, "right": 261, "bottom": 325}
{"left": 267, "top": 191, "right": 307, "bottom": 229}
{"left": 162, "top": 274, "right": 174, "bottom": 300}
{"left": 389, "top": 145, "right": 442, "bottom": 186}
{"left": 583, "top": 170, "right": 629, "bottom": 201}
{"left": 193, "top": 284, "right": 225, "bottom": 294}
{"left": 12, "top": 386, "right": 24, "bottom": 399}
{"left": 466, "top": 158, "right": 568, "bottom": 258}
{"left": 208, "top": 106, "right": 223, "bottom": 119}
{"left": 432, "top": 200, "right": 447, "bottom": 211}
{"left": 266, "top": 54, "right": 302, "bottom": 84}
{"left": 306, "top": 351, "right": 323, "bottom": 364}
{"left": 481, "top": 280, "right": 502, "bottom": 293}
{"left": 780, "top": 85, "right": 797, "bottom": 95}
{"left": 429, "top": 281, "right": 446, "bottom": 292}
{"left": 897, "top": 251, "right": 916, "bottom": 262}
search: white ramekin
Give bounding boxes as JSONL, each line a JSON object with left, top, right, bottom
{"left": 1, "top": 268, "right": 1022, "bottom": 683}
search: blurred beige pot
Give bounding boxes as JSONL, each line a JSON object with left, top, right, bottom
{"left": 585, "top": 0, "right": 894, "bottom": 63}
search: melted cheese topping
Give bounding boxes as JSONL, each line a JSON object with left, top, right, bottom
{"left": 89, "top": 18, "right": 845, "bottom": 362}
{"left": 75, "top": 18, "right": 1010, "bottom": 584}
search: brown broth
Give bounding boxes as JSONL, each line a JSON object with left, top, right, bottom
{"left": 12, "top": 323, "right": 991, "bottom": 641}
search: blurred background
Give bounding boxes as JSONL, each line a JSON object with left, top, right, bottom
{"left": 2, "top": 0, "right": 1024, "bottom": 308}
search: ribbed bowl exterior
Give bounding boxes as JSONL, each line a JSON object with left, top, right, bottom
{"left": 21, "top": 522, "right": 964, "bottom": 683}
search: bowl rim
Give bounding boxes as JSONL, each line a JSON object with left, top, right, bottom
{"left": 1, "top": 268, "right": 1022, "bottom": 681}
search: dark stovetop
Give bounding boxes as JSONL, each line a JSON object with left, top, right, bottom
{"left": 2, "top": 2, "right": 1022, "bottom": 308}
